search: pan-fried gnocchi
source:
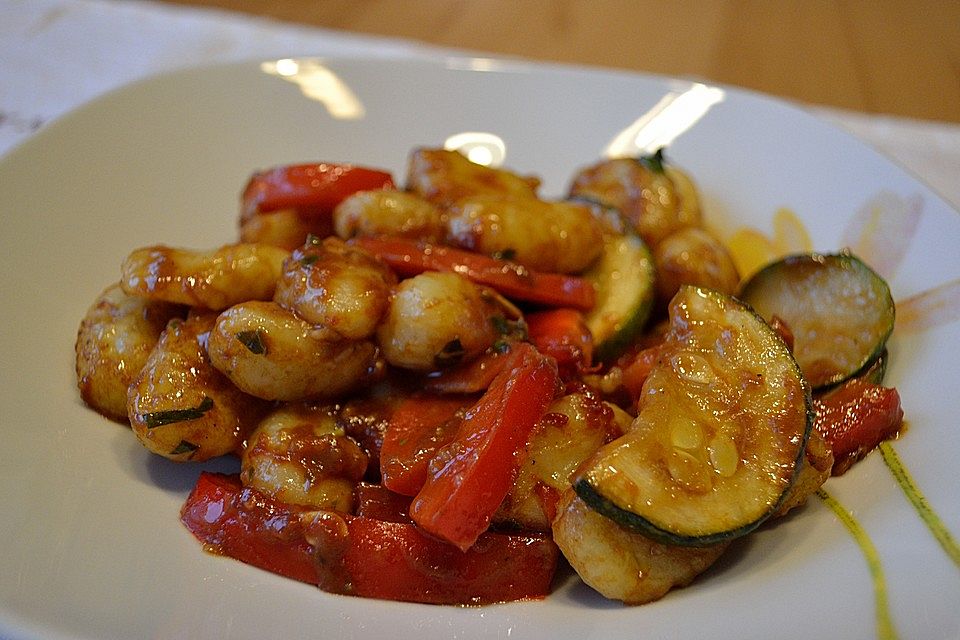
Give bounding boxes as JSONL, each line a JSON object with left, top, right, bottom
{"left": 274, "top": 236, "right": 396, "bottom": 340}
{"left": 75, "top": 283, "right": 183, "bottom": 421}
{"left": 207, "top": 301, "right": 379, "bottom": 402}
{"left": 406, "top": 147, "right": 540, "bottom": 208}
{"left": 333, "top": 189, "right": 446, "bottom": 242}
{"left": 76, "top": 145, "right": 896, "bottom": 609}
{"left": 653, "top": 226, "right": 740, "bottom": 303}
{"left": 127, "top": 313, "right": 268, "bottom": 461}
{"left": 376, "top": 271, "right": 501, "bottom": 371}
{"left": 241, "top": 403, "right": 369, "bottom": 512}
{"left": 569, "top": 155, "right": 699, "bottom": 247}
{"left": 552, "top": 490, "right": 730, "bottom": 604}
{"left": 121, "top": 243, "right": 289, "bottom": 310}
{"left": 446, "top": 195, "right": 605, "bottom": 274}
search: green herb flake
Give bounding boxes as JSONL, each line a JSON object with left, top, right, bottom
{"left": 434, "top": 338, "right": 466, "bottom": 368}
{"left": 170, "top": 440, "right": 199, "bottom": 456}
{"left": 638, "top": 148, "right": 666, "bottom": 174}
{"left": 236, "top": 329, "right": 267, "bottom": 355}
{"left": 492, "top": 339, "right": 512, "bottom": 354}
{"left": 491, "top": 315, "right": 528, "bottom": 342}
{"left": 142, "top": 397, "right": 214, "bottom": 428}
{"left": 493, "top": 248, "right": 517, "bottom": 261}
{"left": 299, "top": 254, "right": 319, "bottom": 267}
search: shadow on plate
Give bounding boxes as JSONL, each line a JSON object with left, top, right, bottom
{"left": 111, "top": 426, "right": 240, "bottom": 495}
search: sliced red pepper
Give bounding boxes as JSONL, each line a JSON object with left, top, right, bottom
{"left": 813, "top": 379, "right": 904, "bottom": 475}
{"left": 181, "top": 472, "right": 558, "bottom": 604}
{"left": 180, "top": 472, "right": 316, "bottom": 584}
{"left": 410, "top": 343, "right": 559, "bottom": 551}
{"left": 304, "top": 510, "right": 559, "bottom": 605}
{"left": 354, "top": 482, "right": 414, "bottom": 523}
{"left": 379, "top": 393, "right": 475, "bottom": 496}
{"left": 526, "top": 308, "right": 594, "bottom": 375}
{"left": 619, "top": 342, "right": 665, "bottom": 403}
{"left": 423, "top": 348, "right": 512, "bottom": 394}
{"left": 242, "top": 163, "right": 394, "bottom": 219}
{"left": 353, "top": 236, "right": 596, "bottom": 310}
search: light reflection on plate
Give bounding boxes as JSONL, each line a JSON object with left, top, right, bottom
{"left": 444, "top": 131, "right": 507, "bottom": 167}
{"left": 604, "top": 83, "right": 725, "bottom": 157}
{"left": 261, "top": 58, "right": 366, "bottom": 119}
{"left": 0, "top": 56, "right": 958, "bottom": 640}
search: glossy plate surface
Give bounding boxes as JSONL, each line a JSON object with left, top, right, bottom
{"left": 0, "top": 57, "right": 958, "bottom": 640}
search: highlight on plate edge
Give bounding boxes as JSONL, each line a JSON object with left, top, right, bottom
{"left": 73, "top": 119, "right": 959, "bottom": 631}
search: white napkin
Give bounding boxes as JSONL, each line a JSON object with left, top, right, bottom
{"left": 0, "top": 0, "right": 440, "bottom": 152}
{"left": 3, "top": 0, "right": 959, "bottom": 209}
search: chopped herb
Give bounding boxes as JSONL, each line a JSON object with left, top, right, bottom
{"left": 236, "top": 329, "right": 267, "bottom": 354}
{"left": 434, "top": 338, "right": 466, "bottom": 368}
{"left": 491, "top": 315, "right": 527, "bottom": 340}
{"left": 299, "top": 254, "right": 319, "bottom": 267}
{"left": 142, "top": 397, "right": 214, "bottom": 428}
{"left": 491, "top": 315, "right": 510, "bottom": 335}
{"left": 170, "top": 440, "right": 199, "bottom": 456}
{"left": 638, "top": 148, "right": 666, "bottom": 174}
{"left": 493, "top": 248, "right": 517, "bottom": 261}
{"left": 305, "top": 233, "right": 322, "bottom": 246}
{"left": 492, "top": 339, "right": 512, "bottom": 354}
{"left": 490, "top": 315, "right": 528, "bottom": 353}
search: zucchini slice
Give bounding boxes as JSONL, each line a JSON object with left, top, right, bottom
{"left": 582, "top": 231, "right": 655, "bottom": 362}
{"left": 574, "top": 286, "right": 812, "bottom": 546}
{"left": 738, "top": 253, "right": 895, "bottom": 390}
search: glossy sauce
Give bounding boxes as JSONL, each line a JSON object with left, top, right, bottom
{"left": 301, "top": 510, "right": 354, "bottom": 595}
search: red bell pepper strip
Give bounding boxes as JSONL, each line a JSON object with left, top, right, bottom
{"left": 813, "top": 379, "right": 904, "bottom": 475}
{"left": 410, "top": 342, "right": 559, "bottom": 551}
{"left": 242, "top": 163, "right": 394, "bottom": 219}
{"left": 181, "top": 472, "right": 558, "bottom": 604}
{"left": 352, "top": 236, "right": 596, "bottom": 310}
{"left": 354, "top": 483, "right": 414, "bottom": 523}
{"left": 618, "top": 343, "right": 665, "bottom": 403}
{"left": 423, "top": 348, "right": 512, "bottom": 394}
{"left": 180, "top": 471, "right": 317, "bottom": 584}
{"left": 526, "top": 308, "right": 594, "bottom": 374}
{"left": 379, "top": 393, "right": 475, "bottom": 496}
{"left": 303, "top": 509, "right": 559, "bottom": 605}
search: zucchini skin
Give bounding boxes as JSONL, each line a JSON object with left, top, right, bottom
{"left": 582, "top": 231, "right": 656, "bottom": 363}
{"left": 572, "top": 477, "right": 776, "bottom": 548}
{"left": 738, "top": 252, "right": 895, "bottom": 390}
{"left": 575, "top": 286, "right": 813, "bottom": 547}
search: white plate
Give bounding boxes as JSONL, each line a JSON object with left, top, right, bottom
{"left": 1, "top": 57, "right": 958, "bottom": 640}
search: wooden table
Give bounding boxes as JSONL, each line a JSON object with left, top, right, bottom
{"left": 163, "top": 0, "right": 960, "bottom": 124}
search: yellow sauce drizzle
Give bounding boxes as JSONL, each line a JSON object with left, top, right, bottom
{"left": 879, "top": 441, "right": 960, "bottom": 568}
{"left": 816, "top": 489, "right": 898, "bottom": 640}
{"left": 725, "top": 207, "right": 813, "bottom": 282}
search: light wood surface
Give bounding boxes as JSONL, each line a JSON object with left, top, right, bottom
{"left": 162, "top": 0, "right": 960, "bottom": 123}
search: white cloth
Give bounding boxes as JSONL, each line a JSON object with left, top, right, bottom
{"left": 3, "top": 0, "right": 959, "bottom": 209}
